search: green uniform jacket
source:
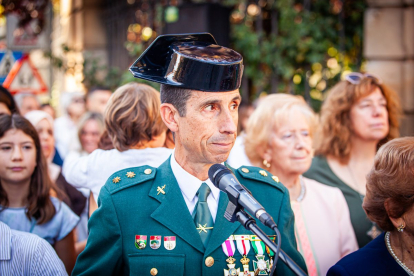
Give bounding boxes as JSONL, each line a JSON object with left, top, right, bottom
{"left": 73, "top": 158, "right": 307, "bottom": 276}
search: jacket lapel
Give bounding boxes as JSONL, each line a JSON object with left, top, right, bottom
{"left": 149, "top": 158, "right": 205, "bottom": 254}
{"left": 204, "top": 191, "right": 241, "bottom": 256}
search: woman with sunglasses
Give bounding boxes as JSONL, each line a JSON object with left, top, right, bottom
{"left": 304, "top": 73, "right": 401, "bottom": 248}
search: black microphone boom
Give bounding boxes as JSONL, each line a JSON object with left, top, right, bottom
{"left": 208, "top": 164, "right": 277, "bottom": 230}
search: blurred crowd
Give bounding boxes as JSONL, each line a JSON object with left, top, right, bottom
{"left": 0, "top": 73, "right": 413, "bottom": 276}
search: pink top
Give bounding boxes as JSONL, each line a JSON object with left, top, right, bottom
{"left": 291, "top": 177, "right": 358, "bottom": 276}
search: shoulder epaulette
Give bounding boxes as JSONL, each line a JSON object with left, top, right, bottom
{"left": 105, "top": 165, "right": 156, "bottom": 194}
{"left": 234, "top": 165, "right": 285, "bottom": 193}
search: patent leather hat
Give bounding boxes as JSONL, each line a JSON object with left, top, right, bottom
{"left": 129, "top": 33, "right": 243, "bottom": 92}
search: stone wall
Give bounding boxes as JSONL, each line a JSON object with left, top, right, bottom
{"left": 364, "top": 0, "right": 414, "bottom": 136}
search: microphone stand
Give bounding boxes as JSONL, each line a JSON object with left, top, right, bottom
{"left": 225, "top": 201, "right": 307, "bottom": 276}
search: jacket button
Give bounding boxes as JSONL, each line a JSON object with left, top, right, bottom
{"left": 150, "top": 268, "right": 158, "bottom": 275}
{"left": 205, "top": 256, "right": 214, "bottom": 267}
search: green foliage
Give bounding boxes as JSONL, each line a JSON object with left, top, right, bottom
{"left": 82, "top": 56, "right": 123, "bottom": 91}
{"left": 120, "top": 70, "right": 160, "bottom": 90}
{"left": 229, "top": 0, "right": 366, "bottom": 110}
{"left": 47, "top": 0, "right": 366, "bottom": 108}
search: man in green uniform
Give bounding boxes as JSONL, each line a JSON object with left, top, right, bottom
{"left": 73, "top": 33, "right": 306, "bottom": 276}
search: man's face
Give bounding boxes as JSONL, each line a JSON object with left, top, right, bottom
{"left": 175, "top": 90, "right": 241, "bottom": 165}
{"left": 86, "top": 90, "right": 112, "bottom": 114}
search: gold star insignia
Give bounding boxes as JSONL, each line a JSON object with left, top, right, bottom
{"left": 126, "top": 171, "right": 136, "bottom": 178}
{"left": 196, "top": 223, "right": 214, "bottom": 233}
{"left": 272, "top": 176, "right": 279, "bottom": 182}
{"left": 112, "top": 176, "right": 121, "bottom": 184}
{"left": 259, "top": 170, "right": 268, "bottom": 177}
{"left": 157, "top": 185, "right": 166, "bottom": 195}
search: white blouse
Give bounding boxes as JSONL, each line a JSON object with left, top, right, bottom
{"left": 62, "top": 147, "right": 173, "bottom": 202}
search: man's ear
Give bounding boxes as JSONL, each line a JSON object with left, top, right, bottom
{"left": 160, "top": 103, "right": 179, "bottom": 133}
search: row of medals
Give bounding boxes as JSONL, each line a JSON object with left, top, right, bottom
{"left": 134, "top": 235, "right": 176, "bottom": 250}
{"left": 224, "top": 235, "right": 276, "bottom": 276}
{"left": 135, "top": 234, "right": 274, "bottom": 276}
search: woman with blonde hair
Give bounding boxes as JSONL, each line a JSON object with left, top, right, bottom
{"left": 304, "top": 73, "right": 401, "bottom": 248}
{"left": 328, "top": 137, "right": 414, "bottom": 275}
{"left": 242, "top": 94, "right": 357, "bottom": 276}
{"left": 62, "top": 82, "right": 172, "bottom": 205}
{"left": 75, "top": 112, "right": 104, "bottom": 155}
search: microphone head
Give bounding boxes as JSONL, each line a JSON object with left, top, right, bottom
{"left": 208, "top": 164, "right": 228, "bottom": 188}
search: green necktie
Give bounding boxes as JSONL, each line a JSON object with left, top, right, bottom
{"left": 193, "top": 183, "right": 214, "bottom": 247}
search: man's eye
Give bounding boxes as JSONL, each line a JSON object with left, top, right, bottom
{"left": 230, "top": 103, "right": 239, "bottom": 110}
{"left": 205, "top": 105, "right": 214, "bottom": 111}
{"left": 1, "top": 146, "right": 11, "bottom": 150}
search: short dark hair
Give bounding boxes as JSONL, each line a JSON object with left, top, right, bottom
{"left": 160, "top": 84, "right": 192, "bottom": 117}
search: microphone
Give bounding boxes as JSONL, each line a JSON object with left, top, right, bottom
{"left": 208, "top": 164, "right": 277, "bottom": 229}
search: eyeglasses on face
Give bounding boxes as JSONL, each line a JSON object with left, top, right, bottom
{"left": 344, "top": 72, "right": 383, "bottom": 85}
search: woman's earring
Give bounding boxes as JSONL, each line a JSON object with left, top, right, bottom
{"left": 397, "top": 224, "right": 405, "bottom": 233}
{"left": 263, "top": 159, "right": 271, "bottom": 168}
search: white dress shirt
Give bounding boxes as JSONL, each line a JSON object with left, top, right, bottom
{"left": 170, "top": 151, "right": 221, "bottom": 222}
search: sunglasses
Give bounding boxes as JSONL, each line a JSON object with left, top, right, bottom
{"left": 344, "top": 72, "right": 383, "bottom": 85}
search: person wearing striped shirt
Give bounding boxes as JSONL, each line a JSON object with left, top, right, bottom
{"left": 0, "top": 221, "right": 67, "bottom": 276}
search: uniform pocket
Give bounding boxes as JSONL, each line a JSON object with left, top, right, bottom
{"left": 128, "top": 253, "right": 185, "bottom": 276}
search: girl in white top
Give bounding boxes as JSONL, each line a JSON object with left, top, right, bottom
{"left": 63, "top": 82, "right": 172, "bottom": 205}
{"left": 242, "top": 94, "right": 358, "bottom": 276}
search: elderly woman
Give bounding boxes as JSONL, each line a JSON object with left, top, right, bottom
{"left": 304, "top": 73, "right": 401, "bottom": 248}
{"left": 67, "top": 112, "right": 105, "bottom": 156}
{"left": 328, "top": 137, "right": 414, "bottom": 275}
{"left": 25, "top": 110, "right": 86, "bottom": 217}
{"left": 243, "top": 94, "right": 357, "bottom": 276}
{"left": 62, "top": 82, "right": 172, "bottom": 205}
{"left": 77, "top": 112, "right": 104, "bottom": 154}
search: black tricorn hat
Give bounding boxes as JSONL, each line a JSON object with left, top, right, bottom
{"left": 129, "top": 33, "right": 243, "bottom": 92}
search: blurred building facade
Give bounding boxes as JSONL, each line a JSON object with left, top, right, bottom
{"left": 39, "top": 0, "right": 414, "bottom": 134}
{"left": 364, "top": 0, "right": 414, "bottom": 136}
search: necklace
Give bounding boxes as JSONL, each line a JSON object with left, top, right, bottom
{"left": 296, "top": 176, "right": 306, "bottom": 202}
{"left": 385, "top": 232, "right": 414, "bottom": 276}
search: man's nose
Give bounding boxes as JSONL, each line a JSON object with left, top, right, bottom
{"left": 219, "top": 109, "right": 237, "bottom": 134}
